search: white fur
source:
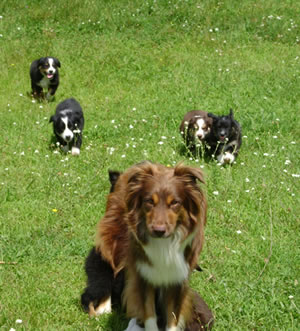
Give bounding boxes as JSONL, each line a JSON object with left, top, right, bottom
{"left": 124, "top": 318, "right": 145, "bottom": 331}
{"left": 59, "top": 117, "right": 74, "bottom": 142}
{"left": 217, "top": 152, "right": 235, "bottom": 164}
{"left": 38, "top": 76, "right": 50, "bottom": 89}
{"left": 195, "top": 118, "right": 209, "bottom": 139}
{"left": 94, "top": 296, "right": 112, "bottom": 315}
{"left": 47, "top": 58, "right": 56, "bottom": 75}
{"left": 167, "top": 327, "right": 180, "bottom": 331}
{"left": 71, "top": 147, "right": 80, "bottom": 156}
{"left": 59, "top": 108, "right": 73, "bottom": 116}
{"left": 136, "top": 231, "right": 194, "bottom": 286}
{"left": 167, "top": 315, "right": 185, "bottom": 331}
{"left": 144, "top": 317, "right": 159, "bottom": 331}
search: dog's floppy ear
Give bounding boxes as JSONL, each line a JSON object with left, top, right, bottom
{"left": 53, "top": 58, "right": 61, "bottom": 68}
{"left": 174, "top": 163, "right": 205, "bottom": 185}
{"left": 38, "top": 57, "right": 45, "bottom": 66}
{"left": 49, "top": 115, "right": 55, "bottom": 123}
{"left": 126, "top": 161, "right": 154, "bottom": 211}
{"left": 174, "top": 163, "right": 206, "bottom": 222}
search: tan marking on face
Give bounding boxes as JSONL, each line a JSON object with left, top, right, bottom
{"left": 166, "top": 194, "right": 175, "bottom": 206}
{"left": 152, "top": 193, "right": 159, "bottom": 205}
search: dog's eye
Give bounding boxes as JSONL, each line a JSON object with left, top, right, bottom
{"left": 170, "top": 199, "right": 181, "bottom": 208}
{"left": 144, "top": 198, "right": 154, "bottom": 206}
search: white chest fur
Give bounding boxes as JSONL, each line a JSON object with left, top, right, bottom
{"left": 38, "top": 76, "right": 50, "bottom": 89}
{"left": 136, "top": 232, "right": 193, "bottom": 286}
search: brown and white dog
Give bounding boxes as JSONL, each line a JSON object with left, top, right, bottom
{"left": 82, "top": 162, "right": 213, "bottom": 330}
{"left": 179, "top": 111, "right": 213, "bottom": 151}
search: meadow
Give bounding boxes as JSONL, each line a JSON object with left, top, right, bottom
{"left": 0, "top": 0, "right": 299, "bottom": 330}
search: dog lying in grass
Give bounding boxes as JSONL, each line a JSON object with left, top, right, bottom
{"left": 179, "top": 110, "right": 213, "bottom": 152}
{"left": 81, "top": 162, "right": 214, "bottom": 330}
{"left": 207, "top": 109, "right": 242, "bottom": 165}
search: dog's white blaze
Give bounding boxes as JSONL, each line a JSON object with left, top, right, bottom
{"left": 195, "top": 118, "right": 206, "bottom": 139}
{"left": 137, "top": 231, "right": 194, "bottom": 286}
{"left": 94, "top": 296, "right": 112, "bottom": 315}
{"left": 124, "top": 318, "right": 145, "bottom": 331}
{"left": 48, "top": 58, "right": 56, "bottom": 74}
{"left": 59, "top": 117, "right": 74, "bottom": 142}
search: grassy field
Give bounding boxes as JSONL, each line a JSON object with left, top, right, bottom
{"left": 0, "top": 0, "right": 299, "bottom": 330}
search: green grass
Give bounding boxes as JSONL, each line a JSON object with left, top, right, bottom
{"left": 0, "top": 0, "right": 299, "bottom": 330}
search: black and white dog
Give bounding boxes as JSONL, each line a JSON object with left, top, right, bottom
{"left": 30, "top": 57, "right": 61, "bottom": 100}
{"left": 49, "top": 98, "right": 84, "bottom": 156}
{"left": 207, "top": 109, "right": 242, "bottom": 164}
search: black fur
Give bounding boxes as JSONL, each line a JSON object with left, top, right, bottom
{"left": 207, "top": 109, "right": 242, "bottom": 164}
{"left": 30, "top": 57, "right": 61, "bottom": 99}
{"left": 108, "top": 170, "right": 122, "bottom": 193}
{"left": 81, "top": 247, "right": 124, "bottom": 312}
{"left": 49, "top": 98, "right": 84, "bottom": 154}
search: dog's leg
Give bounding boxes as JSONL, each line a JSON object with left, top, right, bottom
{"left": 31, "top": 82, "right": 43, "bottom": 99}
{"left": 123, "top": 268, "right": 158, "bottom": 331}
{"left": 124, "top": 318, "right": 145, "bottom": 331}
{"left": 144, "top": 285, "right": 159, "bottom": 331}
{"left": 217, "top": 152, "right": 235, "bottom": 164}
{"left": 165, "top": 284, "right": 193, "bottom": 331}
{"left": 46, "top": 86, "right": 57, "bottom": 101}
{"left": 71, "top": 133, "right": 82, "bottom": 156}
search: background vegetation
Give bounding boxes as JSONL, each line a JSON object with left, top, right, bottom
{"left": 0, "top": 0, "right": 299, "bottom": 330}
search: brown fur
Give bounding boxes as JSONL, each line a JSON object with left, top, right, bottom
{"left": 95, "top": 161, "right": 210, "bottom": 329}
{"left": 180, "top": 110, "right": 213, "bottom": 150}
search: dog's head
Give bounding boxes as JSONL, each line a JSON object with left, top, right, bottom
{"left": 180, "top": 111, "right": 213, "bottom": 144}
{"left": 49, "top": 111, "right": 78, "bottom": 143}
{"left": 38, "top": 57, "right": 60, "bottom": 79}
{"left": 208, "top": 109, "right": 234, "bottom": 142}
{"left": 188, "top": 116, "right": 212, "bottom": 141}
{"left": 125, "top": 162, "right": 206, "bottom": 244}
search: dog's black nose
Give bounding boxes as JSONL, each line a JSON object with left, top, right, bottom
{"left": 65, "top": 135, "right": 71, "bottom": 141}
{"left": 48, "top": 70, "right": 54, "bottom": 74}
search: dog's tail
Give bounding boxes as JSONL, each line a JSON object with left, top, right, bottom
{"left": 81, "top": 247, "right": 114, "bottom": 312}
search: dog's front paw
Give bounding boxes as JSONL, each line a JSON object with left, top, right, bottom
{"left": 223, "top": 152, "right": 235, "bottom": 164}
{"left": 124, "top": 318, "right": 145, "bottom": 331}
{"left": 71, "top": 147, "right": 80, "bottom": 156}
{"left": 46, "top": 93, "right": 54, "bottom": 101}
{"left": 217, "top": 152, "right": 234, "bottom": 165}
